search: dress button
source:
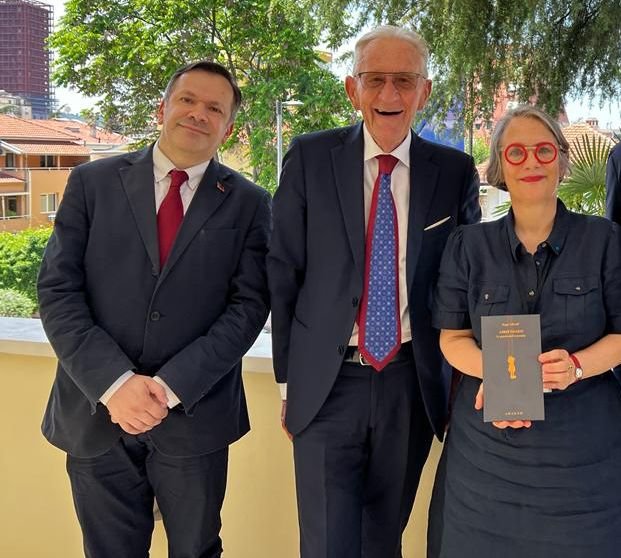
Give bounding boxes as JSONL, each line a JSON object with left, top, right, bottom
{"left": 528, "top": 290, "right": 535, "bottom": 297}
{"left": 352, "top": 297, "right": 359, "bottom": 307}
{"left": 338, "top": 345, "right": 345, "bottom": 355}
{"left": 575, "top": 286, "right": 581, "bottom": 291}
{"left": 150, "top": 311, "right": 160, "bottom": 321}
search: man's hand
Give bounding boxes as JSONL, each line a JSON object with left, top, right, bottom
{"left": 474, "top": 383, "right": 532, "bottom": 430}
{"left": 281, "top": 400, "right": 293, "bottom": 441}
{"left": 106, "top": 375, "right": 169, "bottom": 435}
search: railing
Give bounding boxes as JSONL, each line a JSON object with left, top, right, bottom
{"left": 0, "top": 317, "right": 439, "bottom": 557}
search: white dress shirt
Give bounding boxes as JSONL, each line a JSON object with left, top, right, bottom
{"left": 349, "top": 125, "right": 412, "bottom": 345}
{"left": 279, "top": 126, "right": 414, "bottom": 400}
{"left": 100, "top": 141, "right": 212, "bottom": 409}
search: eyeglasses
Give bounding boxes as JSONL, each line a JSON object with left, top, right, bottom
{"left": 355, "top": 72, "right": 426, "bottom": 92}
{"left": 503, "top": 142, "right": 559, "bottom": 165}
{"left": 503, "top": 142, "right": 558, "bottom": 165}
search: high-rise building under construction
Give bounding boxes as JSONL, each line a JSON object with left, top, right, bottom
{"left": 0, "top": 0, "right": 53, "bottom": 118}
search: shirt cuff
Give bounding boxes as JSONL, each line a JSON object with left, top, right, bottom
{"left": 100, "top": 371, "right": 134, "bottom": 405}
{"left": 154, "top": 376, "right": 181, "bottom": 408}
{"left": 278, "top": 383, "right": 287, "bottom": 400}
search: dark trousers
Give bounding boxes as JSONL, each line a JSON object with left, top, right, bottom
{"left": 293, "top": 358, "right": 434, "bottom": 558}
{"left": 66, "top": 433, "right": 228, "bottom": 558}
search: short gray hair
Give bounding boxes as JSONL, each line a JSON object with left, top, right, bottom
{"left": 352, "top": 25, "right": 429, "bottom": 77}
{"left": 487, "top": 104, "right": 570, "bottom": 191}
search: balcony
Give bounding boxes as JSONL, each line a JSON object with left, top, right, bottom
{"left": 0, "top": 318, "right": 441, "bottom": 557}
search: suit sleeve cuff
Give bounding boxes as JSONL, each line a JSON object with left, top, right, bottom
{"left": 154, "top": 376, "right": 182, "bottom": 408}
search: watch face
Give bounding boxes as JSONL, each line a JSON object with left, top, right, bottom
{"left": 575, "top": 367, "right": 584, "bottom": 379}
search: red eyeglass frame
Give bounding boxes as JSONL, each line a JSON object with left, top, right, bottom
{"left": 503, "top": 142, "right": 558, "bottom": 165}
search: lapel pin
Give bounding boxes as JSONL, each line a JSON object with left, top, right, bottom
{"left": 216, "top": 182, "right": 226, "bottom": 193}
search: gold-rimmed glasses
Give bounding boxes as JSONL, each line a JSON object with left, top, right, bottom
{"left": 355, "top": 71, "right": 427, "bottom": 92}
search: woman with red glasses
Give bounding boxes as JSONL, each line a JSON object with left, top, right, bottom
{"left": 427, "top": 105, "right": 621, "bottom": 557}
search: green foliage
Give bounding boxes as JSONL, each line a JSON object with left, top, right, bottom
{"left": 472, "top": 137, "right": 490, "bottom": 165}
{"left": 0, "top": 288, "right": 36, "bottom": 318}
{"left": 0, "top": 228, "right": 52, "bottom": 304}
{"left": 559, "top": 134, "right": 613, "bottom": 215}
{"left": 308, "top": 0, "right": 621, "bottom": 129}
{"left": 0, "top": 105, "right": 21, "bottom": 116}
{"left": 50, "top": 0, "right": 353, "bottom": 192}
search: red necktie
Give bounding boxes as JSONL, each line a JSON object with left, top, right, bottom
{"left": 157, "top": 169, "right": 188, "bottom": 267}
{"left": 358, "top": 154, "right": 400, "bottom": 371}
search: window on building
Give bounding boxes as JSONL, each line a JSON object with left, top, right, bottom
{"left": 7, "top": 197, "right": 17, "bottom": 216}
{"left": 40, "top": 155, "right": 55, "bottom": 167}
{"left": 40, "top": 193, "right": 58, "bottom": 213}
{"left": 2, "top": 196, "right": 19, "bottom": 218}
{"left": 5, "top": 153, "right": 15, "bottom": 167}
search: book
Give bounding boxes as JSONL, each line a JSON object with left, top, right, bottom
{"left": 481, "top": 314, "right": 544, "bottom": 422}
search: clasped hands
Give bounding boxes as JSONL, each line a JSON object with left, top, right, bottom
{"left": 475, "top": 348, "right": 578, "bottom": 430}
{"left": 106, "top": 375, "right": 169, "bottom": 435}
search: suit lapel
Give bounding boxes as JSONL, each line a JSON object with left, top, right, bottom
{"left": 158, "top": 159, "right": 230, "bottom": 281}
{"left": 119, "top": 147, "right": 160, "bottom": 272}
{"left": 332, "top": 124, "right": 366, "bottom": 279}
{"left": 406, "top": 134, "right": 440, "bottom": 291}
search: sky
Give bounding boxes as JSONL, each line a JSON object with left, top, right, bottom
{"left": 46, "top": 0, "right": 621, "bottom": 127}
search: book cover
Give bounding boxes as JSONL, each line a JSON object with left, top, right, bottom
{"left": 481, "top": 314, "right": 544, "bottom": 422}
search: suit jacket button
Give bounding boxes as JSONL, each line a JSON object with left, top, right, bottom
{"left": 352, "top": 297, "right": 359, "bottom": 307}
{"left": 338, "top": 345, "right": 345, "bottom": 355}
{"left": 150, "top": 311, "right": 160, "bottom": 321}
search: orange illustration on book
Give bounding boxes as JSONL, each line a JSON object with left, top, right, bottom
{"left": 507, "top": 354, "right": 517, "bottom": 380}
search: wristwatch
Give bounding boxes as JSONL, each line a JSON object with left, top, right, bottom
{"left": 569, "top": 353, "right": 584, "bottom": 381}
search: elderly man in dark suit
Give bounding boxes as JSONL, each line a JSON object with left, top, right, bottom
{"left": 268, "top": 26, "right": 481, "bottom": 557}
{"left": 38, "top": 61, "right": 271, "bottom": 558}
{"left": 606, "top": 141, "right": 621, "bottom": 224}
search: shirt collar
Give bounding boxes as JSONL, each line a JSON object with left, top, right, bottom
{"left": 153, "top": 140, "right": 212, "bottom": 191}
{"left": 362, "top": 124, "right": 411, "bottom": 168}
{"left": 506, "top": 198, "right": 570, "bottom": 261}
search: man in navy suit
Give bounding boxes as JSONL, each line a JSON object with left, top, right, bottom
{"left": 38, "top": 61, "right": 270, "bottom": 558}
{"left": 606, "top": 142, "right": 621, "bottom": 224}
{"left": 268, "top": 26, "right": 480, "bottom": 557}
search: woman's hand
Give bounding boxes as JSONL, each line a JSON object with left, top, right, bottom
{"left": 474, "top": 383, "right": 532, "bottom": 429}
{"left": 539, "top": 349, "right": 576, "bottom": 391}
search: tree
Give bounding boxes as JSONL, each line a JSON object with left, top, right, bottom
{"left": 472, "top": 136, "right": 490, "bottom": 165}
{"left": 50, "top": 0, "right": 353, "bottom": 191}
{"left": 309, "top": 0, "right": 621, "bottom": 130}
{"left": 0, "top": 227, "right": 52, "bottom": 305}
{"left": 0, "top": 105, "right": 20, "bottom": 116}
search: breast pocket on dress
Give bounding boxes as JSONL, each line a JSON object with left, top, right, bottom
{"left": 552, "top": 275, "right": 603, "bottom": 335}
{"left": 471, "top": 283, "right": 510, "bottom": 317}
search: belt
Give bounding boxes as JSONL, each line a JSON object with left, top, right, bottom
{"left": 343, "top": 343, "right": 413, "bottom": 366}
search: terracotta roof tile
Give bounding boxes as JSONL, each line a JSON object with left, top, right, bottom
{"left": 562, "top": 122, "right": 616, "bottom": 151}
{"left": 38, "top": 119, "right": 129, "bottom": 145}
{"left": 0, "top": 114, "right": 78, "bottom": 141}
{"left": 7, "top": 142, "right": 90, "bottom": 155}
{"left": 0, "top": 170, "right": 24, "bottom": 182}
